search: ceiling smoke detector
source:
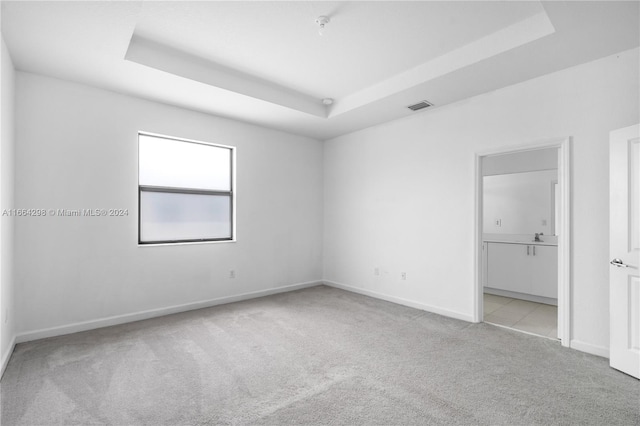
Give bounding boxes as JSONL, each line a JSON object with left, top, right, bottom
{"left": 407, "top": 100, "right": 433, "bottom": 111}
{"left": 322, "top": 98, "right": 334, "bottom": 106}
{"left": 315, "top": 16, "right": 330, "bottom": 36}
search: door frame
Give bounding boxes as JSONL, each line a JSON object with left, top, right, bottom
{"left": 473, "top": 137, "right": 571, "bottom": 347}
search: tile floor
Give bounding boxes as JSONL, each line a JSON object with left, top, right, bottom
{"left": 483, "top": 293, "right": 557, "bottom": 339}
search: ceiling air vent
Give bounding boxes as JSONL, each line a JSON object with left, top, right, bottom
{"left": 407, "top": 100, "right": 433, "bottom": 111}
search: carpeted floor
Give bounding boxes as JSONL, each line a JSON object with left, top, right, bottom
{"left": 1, "top": 285, "right": 638, "bottom": 425}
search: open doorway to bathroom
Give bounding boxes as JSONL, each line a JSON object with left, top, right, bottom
{"left": 474, "top": 138, "right": 571, "bottom": 347}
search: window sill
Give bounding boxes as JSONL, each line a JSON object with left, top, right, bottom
{"left": 138, "top": 239, "right": 236, "bottom": 247}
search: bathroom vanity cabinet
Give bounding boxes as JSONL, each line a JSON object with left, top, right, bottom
{"left": 485, "top": 242, "right": 557, "bottom": 300}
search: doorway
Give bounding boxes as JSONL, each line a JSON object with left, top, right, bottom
{"left": 474, "top": 138, "right": 571, "bottom": 347}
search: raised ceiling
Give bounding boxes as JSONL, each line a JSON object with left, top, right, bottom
{"left": 2, "top": 1, "right": 639, "bottom": 140}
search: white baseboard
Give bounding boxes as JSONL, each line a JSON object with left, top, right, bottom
{"left": 570, "top": 339, "right": 609, "bottom": 359}
{"left": 16, "top": 281, "right": 322, "bottom": 344}
{"left": 323, "top": 280, "right": 474, "bottom": 322}
{"left": 1, "top": 334, "right": 16, "bottom": 381}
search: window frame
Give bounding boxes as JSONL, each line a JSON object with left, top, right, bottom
{"left": 137, "top": 131, "right": 236, "bottom": 245}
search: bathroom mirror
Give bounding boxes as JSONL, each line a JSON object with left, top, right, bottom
{"left": 483, "top": 169, "right": 558, "bottom": 236}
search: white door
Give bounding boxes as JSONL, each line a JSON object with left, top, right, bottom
{"left": 610, "top": 124, "right": 640, "bottom": 378}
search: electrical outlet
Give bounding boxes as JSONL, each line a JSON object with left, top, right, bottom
{"left": 229, "top": 270, "right": 236, "bottom": 279}
{"left": 374, "top": 267, "right": 380, "bottom": 276}
{"left": 401, "top": 272, "right": 407, "bottom": 280}
{"left": 495, "top": 219, "right": 502, "bottom": 227}
{"left": 542, "top": 219, "right": 547, "bottom": 226}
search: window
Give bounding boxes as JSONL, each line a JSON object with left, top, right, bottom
{"left": 138, "top": 133, "right": 234, "bottom": 244}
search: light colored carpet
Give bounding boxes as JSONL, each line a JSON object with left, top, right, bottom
{"left": 1, "top": 285, "right": 638, "bottom": 425}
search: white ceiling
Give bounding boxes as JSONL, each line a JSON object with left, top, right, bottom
{"left": 2, "top": 1, "right": 639, "bottom": 140}
{"left": 133, "top": 1, "right": 543, "bottom": 100}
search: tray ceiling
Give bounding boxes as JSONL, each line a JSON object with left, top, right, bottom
{"left": 2, "top": 1, "right": 638, "bottom": 139}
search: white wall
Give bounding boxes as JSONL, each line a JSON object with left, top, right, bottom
{"left": 324, "top": 48, "right": 639, "bottom": 354}
{"left": 483, "top": 170, "right": 557, "bottom": 235}
{"left": 15, "top": 72, "right": 323, "bottom": 337}
{"left": 1, "top": 37, "right": 16, "bottom": 373}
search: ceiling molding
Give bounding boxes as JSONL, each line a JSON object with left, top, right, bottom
{"left": 330, "top": 10, "right": 555, "bottom": 118}
{"left": 125, "top": 34, "right": 328, "bottom": 118}
{"left": 124, "top": 8, "right": 554, "bottom": 121}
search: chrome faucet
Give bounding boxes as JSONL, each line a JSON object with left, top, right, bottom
{"left": 534, "top": 232, "right": 543, "bottom": 242}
